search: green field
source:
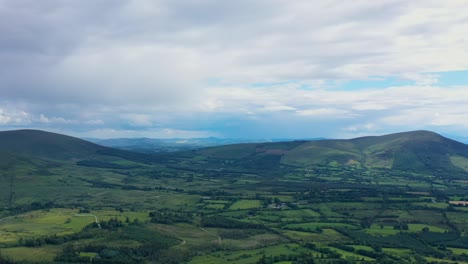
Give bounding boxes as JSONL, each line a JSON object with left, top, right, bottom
{"left": 229, "top": 200, "right": 262, "bottom": 210}
{"left": 1, "top": 130, "right": 468, "bottom": 263}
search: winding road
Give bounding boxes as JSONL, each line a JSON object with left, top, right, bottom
{"left": 172, "top": 239, "right": 186, "bottom": 248}
{"left": 0, "top": 213, "right": 34, "bottom": 223}
{"left": 200, "top": 227, "right": 222, "bottom": 244}
{"left": 74, "top": 213, "right": 101, "bottom": 229}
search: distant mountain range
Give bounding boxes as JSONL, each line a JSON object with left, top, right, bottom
{"left": 86, "top": 134, "right": 468, "bottom": 154}
{"left": 86, "top": 137, "right": 325, "bottom": 153}
{"left": 1, "top": 129, "right": 467, "bottom": 177}
{"left": 2, "top": 127, "right": 468, "bottom": 225}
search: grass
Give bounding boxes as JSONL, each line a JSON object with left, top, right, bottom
{"left": 448, "top": 247, "right": 468, "bottom": 255}
{"left": 413, "top": 202, "right": 449, "bottom": 209}
{"left": 350, "top": 245, "right": 374, "bottom": 251}
{"left": 450, "top": 155, "right": 468, "bottom": 172}
{"left": 324, "top": 246, "right": 374, "bottom": 261}
{"left": 272, "top": 209, "right": 321, "bottom": 218}
{"left": 204, "top": 203, "right": 225, "bottom": 209}
{"left": 382, "top": 248, "right": 412, "bottom": 256}
{"left": 79, "top": 252, "right": 99, "bottom": 258}
{"left": 407, "top": 224, "right": 448, "bottom": 233}
{"left": 0, "top": 209, "right": 152, "bottom": 246}
{"left": 0, "top": 246, "right": 60, "bottom": 262}
{"left": 281, "top": 229, "right": 351, "bottom": 243}
{"left": 189, "top": 243, "right": 310, "bottom": 264}
{"left": 222, "top": 233, "right": 285, "bottom": 250}
{"left": 426, "top": 257, "right": 468, "bottom": 264}
{"left": 365, "top": 223, "right": 448, "bottom": 235}
{"left": 229, "top": 200, "right": 262, "bottom": 210}
{"left": 284, "top": 222, "right": 358, "bottom": 231}
{"left": 0, "top": 209, "right": 95, "bottom": 244}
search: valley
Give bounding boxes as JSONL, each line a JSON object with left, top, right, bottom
{"left": 1, "top": 130, "right": 468, "bottom": 263}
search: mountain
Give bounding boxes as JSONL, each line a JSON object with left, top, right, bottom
{"left": 2, "top": 129, "right": 467, "bottom": 264}
{"left": 196, "top": 130, "right": 468, "bottom": 175}
{"left": 0, "top": 129, "right": 107, "bottom": 160}
{"left": 2, "top": 129, "right": 468, "bottom": 175}
{"left": 87, "top": 137, "right": 325, "bottom": 153}
{"left": 442, "top": 134, "right": 468, "bottom": 144}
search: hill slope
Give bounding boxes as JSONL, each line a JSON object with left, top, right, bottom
{"left": 0, "top": 129, "right": 106, "bottom": 160}
{"left": 2, "top": 129, "right": 468, "bottom": 175}
{"left": 197, "top": 130, "right": 468, "bottom": 175}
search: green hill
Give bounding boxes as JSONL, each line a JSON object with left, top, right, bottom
{"left": 0, "top": 129, "right": 106, "bottom": 160}
{"left": 1, "top": 129, "right": 468, "bottom": 264}
{"left": 2, "top": 129, "right": 468, "bottom": 175}
{"left": 197, "top": 130, "right": 468, "bottom": 175}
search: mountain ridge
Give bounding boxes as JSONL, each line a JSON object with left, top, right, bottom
{"left": 1, "top": 129, "right": 468, "bottom": 176}
{"left": 195, "top": 130, "right": 468, "bottom": 176}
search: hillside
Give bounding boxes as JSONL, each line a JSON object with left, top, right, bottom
{"left": 0, "top": 129, "right": 107, "bottom": 160}
{"left": 197, "top": 130, "right": 468, "bottom": 175}
{"left": 87, "top": 137, "right": 324, "bottom": 153}
{"left": 2, "top": 129, "right": 468, "bottom": 175}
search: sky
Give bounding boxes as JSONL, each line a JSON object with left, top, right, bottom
{"left": 1, "top": 0, "right": 468, "bottom": 139}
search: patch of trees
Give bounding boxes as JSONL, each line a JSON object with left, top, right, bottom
{"left": 18, "top": 218, "right": 143, "bottom": 248}
{"left": 81, "top": 178, "right": 121, "bottom": 189}
{"left": 256, "top": 253, "right": 316, "bottom": 264}
{"left": 188, "top": 189, "right": 230, "bottom": 196}
{"left": 54, "top": 229, "right": 179, "bottom": 263}
{"left": 152, "top": 185, "right": 186, "bottom": 193}
{"left": 328, "top": 242, "right": 384, "bottom": 259}
{"left": 96, "top": 148, "right": 160, "bottom": 164}
{"left": 7, "top": 201, "right": 60, "bottom": 214}
{"left": 335, "top": 228, "right": 443, "bottom": 257}
{"left": 148, "top": 210, "right": 193, "bottom": 224}
{"left": 99, "top": 217, "right": 124, "bottom": 231}
{"left": 393, "top": 223, "right": 409, "bottom": 230}
{"left": 0, "top": 251, "right": 14, "bottom": 264}
{"left": 77, "top": 160, "right": 140, "bottom": 169}
{"left": 121, "top": 185, "right": 152, "bottom": 191}
{"left": 419, "top": 231, "right": 468, "bottom": 249}
{"left": 19, "top": 229, "right": 98, "bottom": 247}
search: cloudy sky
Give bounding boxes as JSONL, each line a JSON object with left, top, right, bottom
{"left": 1, "top": 0, "right": 468, "bottom": 139}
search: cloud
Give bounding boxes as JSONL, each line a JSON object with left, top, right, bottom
{"left": 0, "top": 107, "right": 31, "bottom": 125}
{"left": 296, "top": 108, "right": 352, "bottom": 118}
{"left": 64, "top": 128, "right": 217, "bottom": 139}
{"left": 120, "top": 114, "right": 154, "bottom": 127}
{"left": 0, "top": 1, "right": 468, "bottom": 138}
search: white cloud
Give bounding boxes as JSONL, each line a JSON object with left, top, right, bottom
{"left": 296, "top": 108, "right": 352, "bottom": 118}
{"left": 120, "top": 114, "right": 154, "bottom": 127}
{"left": 1, "top": 1, "right": 468, "bottom": 138}
{"left": 37, "top": 114, "right": 76, "bottom": 124}
{"left": 400, "top": 73, "right": 439, "bottom": 86}
{"left": 0, "top": 108, "right": 31, "bottom": 125}
{"left": 68, "top": 128, "right": 217, "bottom": 139}
{"left": 262, "top": 105, "right": 296, "bottom": 112}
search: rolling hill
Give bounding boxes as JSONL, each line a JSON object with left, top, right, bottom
{"left": 1, "top": 129, "right": 468, "bottom": 176}
{"left": 197, "top": 130, "right": 468, "bottom": 175}
{"left": 0, "top": 129, "right": 106, "bottom": 160}
{"left": 87, "top": 137, "right": 324, "bottom": 153}
{"left": 1, "top": 129, "right": 468, "bottom": 263}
